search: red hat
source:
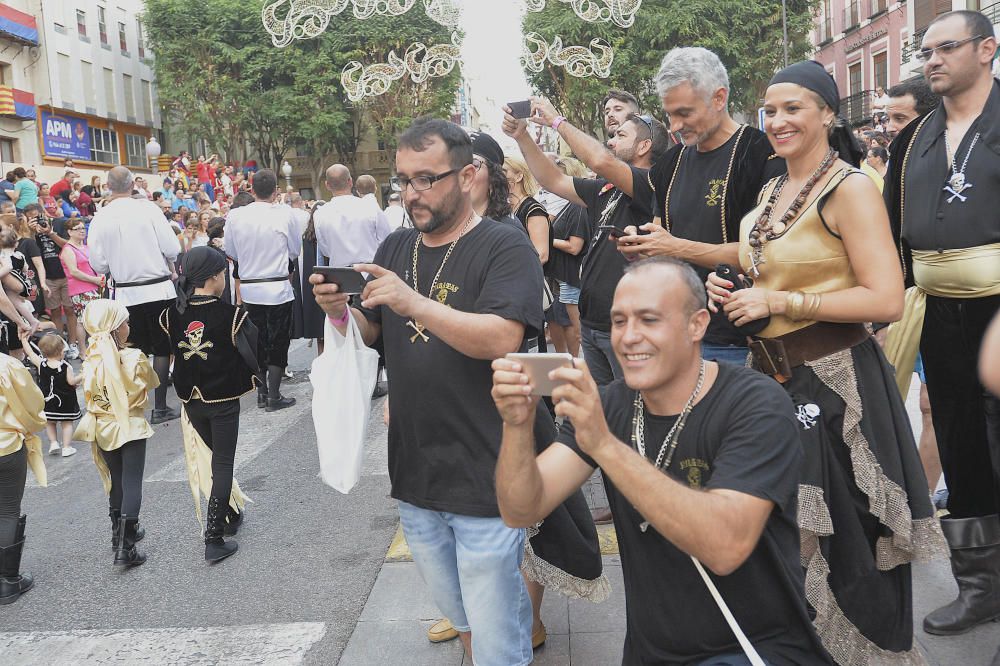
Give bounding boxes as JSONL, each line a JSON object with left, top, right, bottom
{"left": 185, "top": 321, "right": 205, "bottom": 335}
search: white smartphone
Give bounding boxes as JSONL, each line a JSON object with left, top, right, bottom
{"left": 505, "top": 352, "right": 575, "bottom": 396}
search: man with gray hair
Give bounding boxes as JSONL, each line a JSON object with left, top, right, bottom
{"left": 87, "top": 166, "right": 182, "bottom": 423}
{"left": 617, "top": 46, "right": 785, "bottom": 365}
{"left": 314, "top": 164, "right": 391, "bottom": 270}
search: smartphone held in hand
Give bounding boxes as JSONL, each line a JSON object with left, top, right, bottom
{"left": 505, "top": 352, "right": 574, "bottom": 396}
{"left": 507, "top": 100, "right": 532, "bottom": 119}
{"left": 312, "top": 266, "right": 366, "bottom": 295}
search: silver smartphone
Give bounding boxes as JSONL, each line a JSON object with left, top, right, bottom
{"left": 505, "top": 352, "right": 575, "bottom": 396}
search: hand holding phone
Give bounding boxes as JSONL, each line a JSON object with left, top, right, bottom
{"left": 505, "top": 352, "right": 574, "bottom": 396}
{"left": 507, "top": 100, "right": 532, "bottom": 120}
{"left": 312, "top": 266, "right": 367, "bottom": 295}
{"left": 598, "top": 223, "right": 623, "bottom": 241}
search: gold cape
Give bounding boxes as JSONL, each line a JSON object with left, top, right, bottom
{"left": 179, "top": 406, "right": 250, "bottom": 528}
{"left": 0, "top": 355, "right": 48, "bottom": 486}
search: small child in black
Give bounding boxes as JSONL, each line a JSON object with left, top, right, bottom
{"left": 160, "top": 246, "right": 259, "bottom": 563}
{"left": 19, "top": 331, "right": 81, "bottom": 457}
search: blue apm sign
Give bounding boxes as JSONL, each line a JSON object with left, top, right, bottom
{"left": 41, "top": 111, "right": 91, "bottom": 160}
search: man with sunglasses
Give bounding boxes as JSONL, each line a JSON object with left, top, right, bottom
{"left": 881, "top": 10, "right": 1000, "bottom": 638}
{"left": 310, "top": 118, "right": 543, "bottom": 665}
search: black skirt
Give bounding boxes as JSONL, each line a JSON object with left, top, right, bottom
{"left": 784, "top": 337, "right": 946, "bottom": 664}
{"left": 39, "top": 361, "right": 81, "bottom": 421}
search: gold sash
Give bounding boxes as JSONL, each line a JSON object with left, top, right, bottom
{"left": 180, "top": 406, "right": 250, "bottom": 528}
{"left": 884, "top": 243, "right": 1000, "bottom": 396}
{"left": 0, "top": 358, "right": 48, "bottom": 487}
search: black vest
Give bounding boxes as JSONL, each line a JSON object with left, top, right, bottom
{"left": 160, "top": 297, "right": 256, "bottom": 402}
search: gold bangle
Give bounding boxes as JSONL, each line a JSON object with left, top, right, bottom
{"left": 786, "top": 291, "right": 805, "bottom": 321}
{"left": 802, "top": 293, "right": 822, "bottom": 321}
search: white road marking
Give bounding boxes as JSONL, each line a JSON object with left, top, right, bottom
{"left": 0, "top": 621, "right": 327, "bottom": 665}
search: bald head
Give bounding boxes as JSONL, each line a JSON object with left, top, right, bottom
{"left": 325, "top": 164, "right": 352, "bottom": 195}
{"left": 356, "top": 174, "right": 377, "bottom": 196}
{"left": 107, "top": 166, "right": 135, "bottom": 194}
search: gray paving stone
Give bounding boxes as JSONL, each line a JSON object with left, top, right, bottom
{"left": 568, "top": 565, "right": 625, "bottom": 635}
{"left": 539, "top": 586, "right": 570, "bottom": 635}
{"left": 340, "top": 620, "right": 464, "bottom": 666}
{"left": 533, "top": 634, "right": 572, "bottom": 665}
{"left": 358, "top": 562, "right": 441, "bottom": 622}
{"left": 570, "top": 631, "right": 624, "bottom": 665}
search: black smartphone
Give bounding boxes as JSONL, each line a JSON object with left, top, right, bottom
{"left": 714, "top": 263, "right": 770, "bottom": 336}
{"left": 598, "top": 223, "right": 622, "bottom": 240}
{"left": 312, "top": 266, "right": 367, "bottom": 295}
{"left": 507, "top": 100, "right": 532, "bottom": 119}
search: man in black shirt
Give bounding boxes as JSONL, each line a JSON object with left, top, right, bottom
{"left": 617, "top": 47, "right": 784, "bottom": 365}
{"left": 885, "top": 78, "right": 939, "bottom": 139}
{"left": 492, "top": 257, "right": 831, "bottom": 665}
{"left": 311, "top": 118, "right": 543, "bottom": 664}
{"left": 25, "top": 205, "right": 78, "bottom": 357}
{"left": 882, "top": 10, "right": 1000, "bottom": 637}
{"left": 503, "top": 101, "right": 667, "bottom": 387}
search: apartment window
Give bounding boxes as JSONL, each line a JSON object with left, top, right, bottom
{"left": 89, "top": 127, "right": 119, "bottom": 164}
{"left": 103, "top": 67, "right": 116, "bottom": 114}
{"left": 125, "top": 134, "right": 147, "bottom": 168}
{"left": 58, "top": 54, "right": 74, "bottom": 108}
{"left": 140, "top": 79, "right": 152, "bottom": 121}
{"left": 136, "top": 18, "right": 145, "bottom": 58}
{"left": 118, "top": 22, "right": 128, "bottom": 53}
{"left": 82, "top": 61, "right": 97, "bottom": 109}
{"left": 0, "top": 63, "right": 10, "bottom": 86}
{"left": 0, "top": 137, "right": 14, "bottom": 163}
{"left": 98, "top": 6, "right": 108, "bottom": 44}
{"left": 873, "top": 51, "right": 888, "bottom": 91}
{"left": 123, "top": 73, "right": 135, "bottom": 119}
{"left": 76, "top": 10, "right": 87, "bottom": 37}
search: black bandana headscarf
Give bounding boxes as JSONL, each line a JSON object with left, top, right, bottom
{"left": 177, "top": 246, "right": 227, "bottom": 313}
{"left": 768, "top": 60, "right": 864, "bottom": 167}
{"left": 469, "top": 130, "right": 505, "bottom": 167}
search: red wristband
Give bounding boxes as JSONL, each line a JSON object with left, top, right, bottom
{"left": 328, "top": 308, "right": 350, "bottom": 326}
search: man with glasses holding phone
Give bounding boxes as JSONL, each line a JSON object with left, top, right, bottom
{"left": 881, "top": 10, "right": 1000, "bottom": 637}
{"left": 310, "top": 118, "right": 543, "bottom": 665}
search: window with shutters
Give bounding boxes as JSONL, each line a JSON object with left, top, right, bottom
{"left": 873, "top": 52, "right": 888, "bottom": 92}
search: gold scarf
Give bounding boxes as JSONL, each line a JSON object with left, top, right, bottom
{"left": 79, "top": 300, "right": 132, "bottom": 437}
{"left": 884, "top": 243, "right": 1000, "bottom": 396}
{"left": 0, "top": 356, "right": 48, "bottom": 487}
{"left": 180, "top": 407, "right": 250, "bottom": 528}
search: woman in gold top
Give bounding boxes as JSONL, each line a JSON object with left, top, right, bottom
{"left": 0, "top": 351, "right": 46, "bottom": 604}
{"left": 707, "top": 61, "right": 946, "bottom": 665}
{"left": 75, "top": 300, "right": 158, "bottom": 567}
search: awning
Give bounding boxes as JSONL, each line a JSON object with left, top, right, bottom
{"left": 0, "top": 4, "right": 38, "bottom": 46}
{"left": 0, "top": 86, "right": 35, "bottom": 120}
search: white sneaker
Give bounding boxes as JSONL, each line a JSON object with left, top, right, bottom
{"left": 48, "top": 441, "right": 60, "bottom": 455}
{"left": 61, "top": 446, "right": 77, "bottom": 457}
{"left": 67, "top": 343, "right": 80, "bottom": 360}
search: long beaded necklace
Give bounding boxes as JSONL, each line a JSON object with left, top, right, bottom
{"left": 746, "top": 147, "right": 837, "bottom": 278}
{"left": 631, "top": 359, "right": 706, "bottom": 532}
{"left": 405, "top": 211, "right": 476, "bottom": 343}
{"left": 942, "top": 129, "right": 979, "bottom": 203}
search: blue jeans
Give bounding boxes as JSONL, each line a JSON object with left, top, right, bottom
{"left": 581, "top": 326, "right": 622, "bottom": 387}
{"left": 702, "top": 344, "right": 749, "bottom": 367}
{"left": 397, "top": 501, "right": 532, "bottom": 666}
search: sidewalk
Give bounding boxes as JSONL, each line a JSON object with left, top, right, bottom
{"left": 339, "top": 525, "right": 1000, "bottom": 665}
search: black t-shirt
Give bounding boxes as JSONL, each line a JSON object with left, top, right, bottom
{"left": 35, "top": 232, "right": 65, "bottom": 279}
{"left": 545, "top": 203, "right": 588, "bottom": 287}
{"left": 556, "top": 363, "right": 830, "bottom": 665}
{"left": 574, "top": 170, "right": 653, "bottom": 332}
{"left": 15, "top": 237, "right": 41, "bottom": 283}
{"left": 515, "top": 196, "right": 551, "bottom": 263}
{"left": 359, "top": 220, "right": 543, "bottom": 516}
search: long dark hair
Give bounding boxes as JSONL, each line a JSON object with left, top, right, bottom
{"left": 303, "top": 201, "right": 324, "bottom": 244}
{"left": 484, "top": 160, "right": 512, "bottom": 220}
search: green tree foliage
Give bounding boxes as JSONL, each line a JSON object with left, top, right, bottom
{"left": 523, "top": 0, "right": 818, "bottom": 134}
{"left": 143, "top": 0, "right": 459, "bottom": 181}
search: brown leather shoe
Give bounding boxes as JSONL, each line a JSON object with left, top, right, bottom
{"left": 427, "top": 618, "right": 459, "bottom": 643}
{"left": 591, "top": 508, "right": 613, "bottom": 525}
{"left": 532, "top": 622, "right": 547, "bottom": 649}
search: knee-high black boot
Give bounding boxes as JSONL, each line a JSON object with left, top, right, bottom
{"left": 113, "top": 516, "right": 146, "bottom": 567}
{"left": 0, "top": 515, "right": 34, "bottom": 604}
{"left": 109, "top": 508, "right": 145, "bottom": 550}
{"left": 205, "top": 496, "right": 238, "bottom": 562}
{"left": 924, "top": 515, "right": 1000, "bottom": 635}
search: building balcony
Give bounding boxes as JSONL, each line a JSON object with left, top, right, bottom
{"left": 0, "top": 3, "right": 38, "bottom": 46}
{"left": 0, "top": 86, "right": 35, "bottom": 120}
{"left": 840, "top": 90, "right": 873, "bottom": 127}
{"left": 900, "top": 27, "right": 928, "bottom": 64}
{"left": 983, "top": 0, "right": 1000, "bottom": 25}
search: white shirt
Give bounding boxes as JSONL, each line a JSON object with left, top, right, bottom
{"left": 384, "top": 204, "right": 408, "bottom": 230}
{"left": 225, "top": 201, "right": 301, "bottom": 305}
{"left": 314, "top": 194, "right": 392, "bottom": 268}
{"left": 87, "top": 197, "right": 180, "bottom": 307}
{"left": 290, "top": 207, "right": 310, "bottom": 241}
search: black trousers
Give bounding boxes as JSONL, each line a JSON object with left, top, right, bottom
{"left": 0, "top": 446, "right": 27, "bottom": 520}
{"left": 920, "top": 294, "right": 1000, "bottom": 519}
{"left": 99, "top": 439, "right": 147, "bottom": 517}
{"left": 184, "top": 399, "right": 239, "bottom": 502}
{"left": 245, "top": 301, "right": 293, "bottom": 368}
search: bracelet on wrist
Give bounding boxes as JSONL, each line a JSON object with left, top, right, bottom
{"left": 328, "top": 307, "right": 351, "bottom": 326}
{"left": 551, "top": 115, "right": 567, "bottom": 131}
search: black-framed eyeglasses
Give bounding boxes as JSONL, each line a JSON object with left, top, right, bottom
{"left": 472, "top": 156, "right": 486, "bottom": 171}
{"left": 915, "top": 35, "right": 988, "bottom": 62}
{"left": 390, "top": 168, "right": 461, "bottom": 193}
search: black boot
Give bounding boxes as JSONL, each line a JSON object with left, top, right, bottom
{"left": 109, "top": 509, "right": 145, "bottom": 550}
{"left": 224, "top": 505, "right": 244, "bottom": 537}
{"left": 113, "top": 516, "right": 147, "bottom": 567}
{"left": 0, "top": 515, "right": 34, "bottom": 605}
{"left": 205, "top": 497, "right": 238, "bottom": 563}
{"left": 924, "top": 515, "right": 1000, "bottom": 635}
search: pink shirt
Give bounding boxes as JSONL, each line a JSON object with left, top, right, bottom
{"left": 61, "top": 243, "right": 99, "bottom": 296}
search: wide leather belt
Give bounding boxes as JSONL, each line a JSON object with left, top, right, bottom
{"left": 749, "top": 322, "right": 870, "bottom": 382}
{"left": 114, "top": 275, "right": 170, "bottom": 288}
{"left": 239, "top": 276, "right": 290, "bottom": 284}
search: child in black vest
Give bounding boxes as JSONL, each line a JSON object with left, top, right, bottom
{"left": 159, "top": 246, "right": 260, "bottom": 563}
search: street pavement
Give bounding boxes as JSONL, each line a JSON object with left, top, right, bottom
{"left": 1, "top": 341, "right": 999, "bottom": 664}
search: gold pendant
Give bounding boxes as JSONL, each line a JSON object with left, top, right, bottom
{"left": 407, "top": 319, "right": 429, "bottom": 343}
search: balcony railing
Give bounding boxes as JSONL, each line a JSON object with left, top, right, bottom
{"left": 840, "top": 90, "right": 873, "bottom": 127}
{"left": 983, "top": 0, "right": 1000, "bottom": 24}
{"left": 901, "top": 27, "right": 928, "bottom": 63}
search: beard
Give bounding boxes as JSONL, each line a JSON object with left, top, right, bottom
{"left": 614, "top": 141, "right": 637, "bottom": 165}
{"left": 406, "top": 183, "right": 465, "bottom": 235}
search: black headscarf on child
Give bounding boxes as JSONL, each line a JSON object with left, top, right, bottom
{"left": 177, "top": 246, "right": 227, "bottom": 313}
{"left": 769, "top": 61, "right": 864, "bottom": 167}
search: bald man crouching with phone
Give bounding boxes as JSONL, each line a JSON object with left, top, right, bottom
{"left": 491, "top": 257, "right": 833, "bottom": 665}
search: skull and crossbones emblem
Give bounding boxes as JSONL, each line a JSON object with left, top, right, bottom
{"left": 795, "top": 403, "right": 821, "bottom": 430}
{"left": 178, "top": 321, "right": 214, "bottom": 360}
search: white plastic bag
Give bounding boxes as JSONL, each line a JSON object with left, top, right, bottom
{"left": 310, "top": 313, "right": 380, "bottom": 493}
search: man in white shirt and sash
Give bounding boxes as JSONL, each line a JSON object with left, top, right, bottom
{"left": 87, "top": 166, "right": 182, "bottom": 424}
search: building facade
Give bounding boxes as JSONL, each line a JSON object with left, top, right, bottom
{"left": 0, "top": 0, "right": 161, "bottom": 186}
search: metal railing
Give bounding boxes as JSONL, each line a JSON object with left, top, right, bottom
{"left": 900, "top": 28, "right": 928, "bottom": 63}
{"left": 840, "top": 90, "right": 874, "bottom": 126}
{"left": 983, "top": 1, "right": 1000, "bottom": 24}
